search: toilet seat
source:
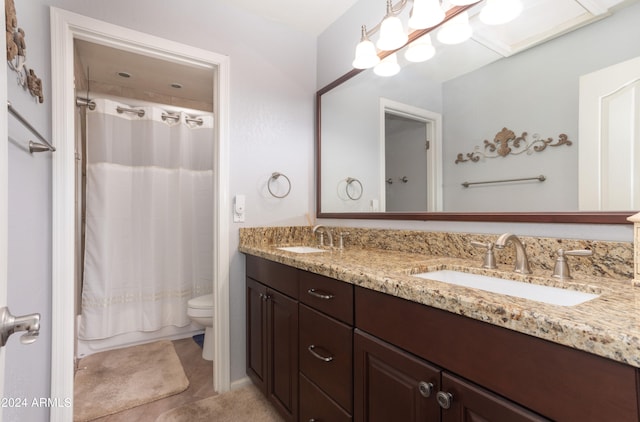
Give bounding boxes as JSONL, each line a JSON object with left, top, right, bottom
{"left": 188, "top": 308, "right": 213, "bottom": 318}
{"left": 188, "top": 294, "right": 213, "bottom": 309}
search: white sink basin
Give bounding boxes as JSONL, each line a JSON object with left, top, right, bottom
{"left": 277, "top": 246, "right": 327, "bottom": 254}
{"left": 413, "top": 270, "right": 598, "bottom": 306}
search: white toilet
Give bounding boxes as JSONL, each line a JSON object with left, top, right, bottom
{"left": 187, "top": 294, "right": 214, "bottom": 361}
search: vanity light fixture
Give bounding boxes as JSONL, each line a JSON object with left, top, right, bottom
{"left": 353, "top": 0, "right": 521, "bottom": 73}
{"left": 404, "top": 34, "right": 436, "bottom": 62}
{"left": 408, "top": 0, "right": 445, "bottom": 30}
{"left": 352, "top": 0, "right": 446, "bottom": 70}
{"left": 377, "top": 0, "right": 409, "bottom": 51}
{"left": 437, "top": 10, "right": 472, "bottom": 44}
{"left": 374, "top": 53, "right": 401, "bottom": 76}
{"left": 352, "top": 25, "right": 381, "bottom": 69}
{"left": 479, "top": 0, "right": 523, "bottom": 25}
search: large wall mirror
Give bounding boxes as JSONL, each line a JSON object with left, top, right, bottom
{"left": 317, "top": 0, "right": 640, "bottom": 224}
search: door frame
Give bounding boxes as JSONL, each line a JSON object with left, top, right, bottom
{"left": 49, "top": 8, "right": 231, "bottom": 421}
{"left": 0, "top": 0, "right": 8, "bottom": 415}
{"left": 378, "top": 98, "right": 442, "bottom": 212}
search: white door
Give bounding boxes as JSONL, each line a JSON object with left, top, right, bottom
{"left": 579, "top": 56, "right": 640, "bottom": 210}
{"left": 0, "top": 0, "right": 8, "bottom": 416}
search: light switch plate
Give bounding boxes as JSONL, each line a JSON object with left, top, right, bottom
{"left": 233, "top": 194, "right": 245, "bottom": 223}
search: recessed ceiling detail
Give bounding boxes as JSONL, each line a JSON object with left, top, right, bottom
{"left": 469, "top": 0, "right": 629, "bottom": 57}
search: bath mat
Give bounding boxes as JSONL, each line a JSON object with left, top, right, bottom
{"left": 154, "top": 383, "right": 283, "bottom": 422}
{"left": 74, "top": 340, "right": 189, "bottom": 421}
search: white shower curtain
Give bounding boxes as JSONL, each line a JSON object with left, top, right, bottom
{"left": 80, "top": 98, "right": 214, "bottom": 340}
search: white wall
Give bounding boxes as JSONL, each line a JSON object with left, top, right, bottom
{"left": 7, "top": 0, "right": 316, "bottom": 418}
{"left": 316, "top": 0, "right": 634, "bottom": 242}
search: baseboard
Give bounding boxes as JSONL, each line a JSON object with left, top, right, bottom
{"left": 230, "top": 376, "right": 252, "bottom": 391}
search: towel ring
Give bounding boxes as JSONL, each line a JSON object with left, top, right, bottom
{"left": 268, "top": 172, "right": 291, "bottom": 198}
{"left": 345, "top": 177, "right": 363, "bottom": 200}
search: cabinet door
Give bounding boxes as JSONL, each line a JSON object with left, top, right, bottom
{"left": 439, "top": 372, "right": 549, "bottom": 422}
{"left": 267, "top": 288, "right": 299, "bottom": 421}
{"left": 246, "top": 277, "right": 267, "bottom": 393}
{"left": 354, "top": 330, "right": 441, "bottom": 422}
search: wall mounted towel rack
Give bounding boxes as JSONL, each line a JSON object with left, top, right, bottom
{"left": 461, "top": 175, "right": 546, "bottom": 188}
{"left": 346, "top": 177, "right": 363, "bottom": 200}
{"left": 7, "top": 101, "right": 55, "bottom": 153}
{"left": 267, "top": 172, "right": 291, "bottom": 198}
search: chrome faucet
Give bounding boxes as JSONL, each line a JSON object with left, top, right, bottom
{"left": 495, "top": 233, "right": 531, "bottom": 274}
{"left": 312, "top": 225, "right": 333, "bottom": 248}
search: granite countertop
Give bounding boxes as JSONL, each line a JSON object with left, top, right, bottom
{"left": 239, "top": 243, "right": 640, "bottom": 369}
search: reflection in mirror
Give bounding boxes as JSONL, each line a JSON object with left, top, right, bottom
{"left": 318, "top": 0, "right": 640, "bottom": 223}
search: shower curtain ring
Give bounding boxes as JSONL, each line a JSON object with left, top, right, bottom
{"left": 267, "top": 172, "right": 291, "bottom": 198}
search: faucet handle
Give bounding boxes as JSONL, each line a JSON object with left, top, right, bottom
{"left": 471, "top": 241, "right": 497, "bottom": 269}
{"left": 338, "top": 232, "right": 349, "bottom": 250}
{"left": 552, "top": 248, "right": 593, "bottom": 279}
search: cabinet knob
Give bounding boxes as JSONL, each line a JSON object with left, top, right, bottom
{"left": 418, "top": 381, "right": 434, "bottom": 398}
{"left": 436, "top": 391, "right": 453, "bottom": 409}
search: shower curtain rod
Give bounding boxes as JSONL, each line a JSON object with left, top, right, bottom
{"left": 75, "top": 96, "right": 204, "bottom": 125}
{"left": 161, "top": 112, "right": 204, "bottom": 126}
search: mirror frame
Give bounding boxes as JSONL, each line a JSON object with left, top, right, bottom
{"left": 316, "top": 3, "right": 633, "bottom": 224}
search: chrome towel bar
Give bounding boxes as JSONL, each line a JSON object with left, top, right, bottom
{"left": 462, "top": 175, "right": 545, "bottom": 188}
{"left": 7, "top": 101, "right": 55, "bottom": 153}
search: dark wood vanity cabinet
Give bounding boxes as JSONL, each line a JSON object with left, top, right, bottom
{"left": 246, "top": 255, "right": 640, "bottom": 422}
{"left": 246, "top": 257, "right": 299, "bottom": 421}
{"left": 298, "top": 270, "right": 354, "bottom": 421}
{"left": 246, "top": 256, "right": 354, "bottom": 422}
{"left": 355, "top": 286, "right": 640, "bottom": 422}
{"left": 354, "top": 329, "right": 546, "bottom": 422}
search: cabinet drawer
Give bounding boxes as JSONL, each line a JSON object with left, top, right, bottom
{"left": 246, "top": 255, "right": 298, "bottom": 298}
{"left": 299, "top": 270, "right": 353, "bottom": 324}
{"left": 300, "top": 373, "right": 352, "bottom": 422}
{"left": 299, "top": 304, "right": 353, "bottom": 411}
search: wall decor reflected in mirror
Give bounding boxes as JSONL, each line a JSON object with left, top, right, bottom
{"left": 317, "top": 0, "right": 640, "bottom": 224}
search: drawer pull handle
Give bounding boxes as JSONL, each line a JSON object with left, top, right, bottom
{"left": 307, "top": 288, "right": 334, "bottom": 300}
{"left": 308, "top": 345, "right": 334, "bottom": 362}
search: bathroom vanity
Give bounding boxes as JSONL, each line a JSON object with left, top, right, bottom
{"left": 241, "top": 227, "right": 640, "bottom": 422}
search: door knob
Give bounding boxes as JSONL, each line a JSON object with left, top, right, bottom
{"left": 0, "top": 306, "right": 40, "bottom": 347}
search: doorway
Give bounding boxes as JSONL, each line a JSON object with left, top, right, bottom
{"left": 50, "top": 8, "right": 230, "bottom": 421}
{"left": 379, "top": 98, "right": 442, "bottom": 212}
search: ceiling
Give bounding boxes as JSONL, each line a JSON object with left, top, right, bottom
{"left": 216, "top": 0, "right": 360, "bottom": 35}
{"left": 74, "top": 0, "right": 636, "bottom": 107}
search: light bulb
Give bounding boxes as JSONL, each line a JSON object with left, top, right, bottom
{"left": 376, "top": 0, "right": 408, "bottom": 51}
{"left": 479, "top": 0, "right": 523, "bottom": 25}
{"left": 352, "top": 26, "right": 380, "bottom": 69}
{"left": 408, "top": 0, "right": 445, "bottom": 30}
{"left": 374, "top": 53, "right": 401, "bottom": 77}
{"left": 404, "top": 35, "right": 436, "bottom": 62}
{"left": 436, "top": 11, "right": 472, "bottom": 45}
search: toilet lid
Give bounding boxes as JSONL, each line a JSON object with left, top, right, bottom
{"left": 188, "top": 294, "right": 213, "bottom": 309}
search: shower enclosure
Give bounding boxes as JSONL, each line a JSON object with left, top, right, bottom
{"left": 76, "top": 97, "right": 214, "bottom": 355}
